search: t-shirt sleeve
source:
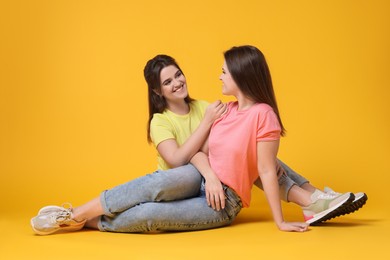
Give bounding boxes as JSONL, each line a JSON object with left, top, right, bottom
{"left": 256, "top": 108, "right": 281, "bottom": 141}
{"left": 150, "top": 114, "right": 176, "bottom": 147}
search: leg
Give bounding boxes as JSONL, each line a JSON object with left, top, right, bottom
{"left": 254, "top": 162, "right": 354, "bottom": 225}
{"left": 98, "top": 184, "right": 242, "bottom": 233}
{"left": 100, "top": 164, "right": 202, "bottom": 217}
{"left": 277, "top": 160, "right": 368, "bottom": 217}
{"left": 73, "top": 164, "right": 202, "bottom": 220}
{"left": 254, "top": 160, "right": 302, "bottom": 202}
{"left": 277, "top": 159, "right": 312, "bottom": 189}
{"left": 31, "top": 164, "right": 202, "bottom": 235}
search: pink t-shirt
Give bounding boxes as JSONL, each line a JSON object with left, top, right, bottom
{"left": 208, "top": 101, "right": 281, "bottom": 207}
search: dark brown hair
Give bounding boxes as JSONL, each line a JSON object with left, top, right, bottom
{"left": 224, "top": 45, "right": 286, "bottom": 136}
{"left": 144, "top": 54, "right": 193, "bottom": 143}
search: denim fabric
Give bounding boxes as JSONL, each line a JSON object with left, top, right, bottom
{"left": 100, "top": 164, "right": 202, "bottom": 218}
{"left": 98, "top": 179, "right": 242, "bottom": 233}
{"left": 97, "top": 160, "right": 306, "bottom": 232}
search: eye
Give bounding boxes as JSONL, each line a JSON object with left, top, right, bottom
{"left": 162, "top": 79, "right": 171, "bottom": 86}
{"left": 175, "top": 70, "right": 183, "bottom": 78}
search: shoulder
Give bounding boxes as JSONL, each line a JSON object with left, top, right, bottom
{"left": 151, "top": 112, "right": 171, "bottom": 126}
{"left": 191, "top": 99, "right": 209, "bottom": 108}
{"left": 190, "top": 100, "right": 210, "bottom": 113}
{"left": 253, "top": 103, "right": 274, "bottom": 113}
{"left": 249, "top": 103, "right": 277, "bottom": 120}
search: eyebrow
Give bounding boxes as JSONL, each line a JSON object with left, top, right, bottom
{"left": 161, "top": 69, "right": 180, "bottom": 85}
{"left": 162, "top": 78, "right": 171, "bottom": 86}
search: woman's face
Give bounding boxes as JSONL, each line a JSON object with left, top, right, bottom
{"left": 219, "top": 61, "right": 239, "bottom": 96}
{"left": 159, "top": 65, "right": 188, "bottom": 103}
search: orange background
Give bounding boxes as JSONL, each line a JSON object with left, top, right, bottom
{"left": 1, "top": 0, "right": 389, "bottom": 259}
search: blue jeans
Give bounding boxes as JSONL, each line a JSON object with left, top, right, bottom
{"left": 97, "top": 160, "right": 307, "bottom": 233}
{"left": 98, "top": 164, "right": 242, "bottom": 232}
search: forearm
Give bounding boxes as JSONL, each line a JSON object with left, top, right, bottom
{"left": 257, "top": 140, "right": 284, "bottom": 226}
{"left": 190, "top": 151, "right": 225, "bottom": 210}
{"left": 169, "top": 120, "right": 212, "bottom": 167}
{"left": 259, "top": 170, "right": 284, "bottom": 225}
{"left": 158, "top": 101, "right": 226, "bottom": 168}
{"left": 189, "top": 151, "right": 218, "bottom": 181}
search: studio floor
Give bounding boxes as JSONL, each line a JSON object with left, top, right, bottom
{"left": 2, "top": 192, "right": 389, "bottom": 260}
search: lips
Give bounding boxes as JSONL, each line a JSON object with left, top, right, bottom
{"left": 173, "top": 84, "right": 184, "bottom": 93}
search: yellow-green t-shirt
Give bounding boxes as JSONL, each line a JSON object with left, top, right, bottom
{"left": 150, "top": 100, "right": 209, "bottom": 170}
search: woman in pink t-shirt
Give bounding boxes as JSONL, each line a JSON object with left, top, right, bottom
{"left": 191, "top": 45, "right": 354, "bottom": 231}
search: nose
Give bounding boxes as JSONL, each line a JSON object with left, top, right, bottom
{"left": 172, "top": 78, "right": 180, "bottom": 86}
{"left": 173, "top": 78, "right": 183, "bottom": 88}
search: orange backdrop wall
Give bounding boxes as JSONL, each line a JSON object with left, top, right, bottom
{"left": 1, "top": 0, "right": 389, "bottom": 216}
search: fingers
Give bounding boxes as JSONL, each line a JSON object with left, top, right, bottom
{"left": 219, "top": 190, "right": 226, "bottom": 210}
{"left": 206, "top": 190, "right": 212, "bottom": 208}
{"left": 282, "top": 222, "right": 309, "bottom": 232}
{"left": 278, "top": 221, "right": 309, "bottom": 232}
{"left": 292, "top": 223, "right": 309, "bottom": 232}
{"left": 205, "top": 101, "right": 227, "bottom": 123}
{"left": 215, "top": 103, "right": 227, "bottom": 117}
{"left": 207, "top": 191, "right": 226, "bottom": 211}
{"left": 212, "top": 100, "right": 226, "bottom": 113}
{"left": 214, "top": 193, "right": 221, "bottom": 211}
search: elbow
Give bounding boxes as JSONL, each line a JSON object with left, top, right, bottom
{"left": 166, "top": 158, "right": 189, "bottom": 168}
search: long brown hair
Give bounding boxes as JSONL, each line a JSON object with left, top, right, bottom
{"left": 144, "top": 54, "right": 193, "bottom": 143}
{"left": 224, "top": 45, "right": 286, "bottom": 136}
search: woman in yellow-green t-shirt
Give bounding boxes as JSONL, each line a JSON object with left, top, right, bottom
{"left": 30, "top": 55, "right": 228, "bottom": 235}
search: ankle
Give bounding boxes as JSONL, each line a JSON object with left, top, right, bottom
{"left": 72, "top": 207, "right": 86, "bottom": 222}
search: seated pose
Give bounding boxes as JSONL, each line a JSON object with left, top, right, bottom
{"left": 31, "top": 46, "right": 366, "bottom": 235}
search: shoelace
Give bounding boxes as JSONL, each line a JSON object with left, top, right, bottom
{"left": 49, "top": 208, "right": 72, "bottom": 224}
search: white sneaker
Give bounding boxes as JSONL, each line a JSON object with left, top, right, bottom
{"left": 303, "top": 190, "right": 354, "bottom": 225}
{"left": 324, "top": 187, "right": 367, "bottom": 216}
{"left": 31, "top": 205, "right": 86, "bottom": 235}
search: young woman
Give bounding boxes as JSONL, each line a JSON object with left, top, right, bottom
{"left": 31, "top": 47, "right": 365, "bottom": 235}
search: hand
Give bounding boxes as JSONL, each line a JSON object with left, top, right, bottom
{"left": 203, "top": 100, "right": 227, "bottom": 125}
{"left": 205, "top": 176, "right": 226, "bottom": 211}
{"left": 276, "top": 162, "right": 286, "bottom": 178}
{"left": 277, "top": 221, "right": 309, "bottom": 232}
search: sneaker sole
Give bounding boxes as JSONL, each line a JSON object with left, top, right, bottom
{"left": 333, "top": 193, "right": 368, "bottom": 218}
{"left": 307, "top": 193, "right": 354, "bottom": 225}
{"left": 30, "top": 218, "right": 86, "bottom": 235}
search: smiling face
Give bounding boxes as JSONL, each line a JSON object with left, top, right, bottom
{"left": 219, "top": 60, "right": 239, "bottom": 96}
{"left": 159, "top": 65, "right": 188, "bottom": 103}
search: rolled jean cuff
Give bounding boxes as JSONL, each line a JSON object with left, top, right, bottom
{"left": 100, "top": 190, "right": 115, "bottom": 218}
{"left": 279, "top": 174, "right": 295, "bottom": 202}
{"left": 279, "top": 174, "right": 309, "bottom": 202}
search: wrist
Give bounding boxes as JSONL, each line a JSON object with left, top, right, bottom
{"left": 274, "top": 218, "right": 285, "bottom": 227}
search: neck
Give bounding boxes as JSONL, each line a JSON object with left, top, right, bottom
{"left": 236, "top": 94, "right": 256, "bottom": 111}
{"left": 167, "top": 100, "right": 190, "bottom": 115}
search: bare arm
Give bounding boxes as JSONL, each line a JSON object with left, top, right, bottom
{"left": 257, "top": 140, "right": 308, "bottom": 232}
{"left": 190, "top": 139, "right": 225, "bottom": 211}
{"left": 157, "top": 101, "right": 226, "bottom": 168}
